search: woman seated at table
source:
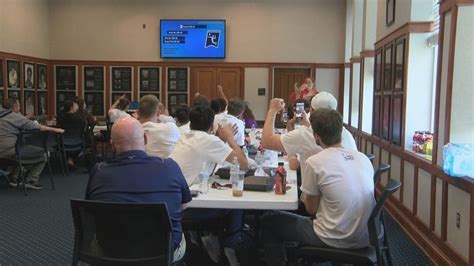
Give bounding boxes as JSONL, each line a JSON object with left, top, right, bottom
{"left": 108, "top": 94, "right": 130, "bottom": 122}
{"left": 73, "top": 96, "right": 95, "bottom": 126}
{"left": 57, "top": 100, "right": 86, "bottom": 169}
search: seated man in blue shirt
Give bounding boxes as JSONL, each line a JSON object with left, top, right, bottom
{"left": 86, "top": 117, "right": 192, "bottom": 262}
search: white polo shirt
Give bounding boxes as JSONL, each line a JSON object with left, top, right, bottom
{"left": 302, "top": 147, "right": 375, "bottom": 249}
{"left": 178, "top": 122, "right": 191, "bottom": 135}
{"left": 142, "top": 121, "right": 181, "bottom": 158}
{"left": 215, "top": 113, "right": 245, "bottom": 146}
{"left": 108, "top": 109, "right": 130, "bottom": 122}
{"left": 170, "top": 130, "right": 232, "bottom": 185}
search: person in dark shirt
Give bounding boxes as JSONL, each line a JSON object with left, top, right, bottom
{"left": 73, "top": 96, "right": 95, "bottom": 126}
{"left": 86, "top": 117, "right": 191, "bottom": 262}
{"left": 57, "top": 100, "right": 87, "bottom": 168}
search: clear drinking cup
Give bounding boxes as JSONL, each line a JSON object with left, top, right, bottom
{"left": 231, "top": 171, "right": 245, "bottom": 197}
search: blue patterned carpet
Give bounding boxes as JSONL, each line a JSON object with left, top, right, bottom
{"left": 0, "top": 169, "right": 432, "bottom": 265}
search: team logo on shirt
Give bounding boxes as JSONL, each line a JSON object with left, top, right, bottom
{"left": 205, "top": 31, "right": 220, "bottom": 48}
{"left": 341, "top": 152, "right": 354, "bottom": 161}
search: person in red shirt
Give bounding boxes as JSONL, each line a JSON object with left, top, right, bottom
{"left": 289, "top": 77, "right": 319, "bottom": 103}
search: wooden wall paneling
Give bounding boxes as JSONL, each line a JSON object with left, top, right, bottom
{"left": 441, "top": 180, "right": 448, "bottom": 241}
{"left": 240, "top": 67, "right": 245, "bottom": 99}
{"left": 413, "top": 166, "right": 419, "bottom": 215}
{"left": 338, "top": 67, "right": 345, "bottom": 115}
{"left": 430, "top": 175, "right": 437, "bottom": 231}
{"left": 193, "top": 67, "right": 216, "bottom": 99}
{"left": 267, "top": 66, "right": 273, "bottom": 103}
{"left": 470, "top": 189, "right": 474, "bottom": 265}
{"left": 400, "top": 159, "right": 405, "bottom": 203}
{"left": 217, "top": 67, "right": 242, "bottom": 99}
{"left": 358, "top": 58, "right": 365, "bottom": 131}
{"left": 375, "top": 22, "right": 433, "bottom": 49}
{"left": 443, "top": 5, "right": 458, "bottom": 145}
{"left": 311, "top": 65, "right": 316, "bottom": 83}
{"left": 432, "top": 11, "right": 447, "bottom": 165}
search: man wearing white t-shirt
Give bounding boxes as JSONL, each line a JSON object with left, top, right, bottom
{"left": 261, "top": 109, "right": 375, "bottom": 265}
{"left": 170, "top": 105, "right": 248, "bottom": 185}
{"left": 171, "top": 105, "right": 248, "bottom": 264}
{"left": 108, "top": 95, "right": 131, "bottom": 122}
{"left": 262, "top": 92, "right": 357, "bottom": 184}
{"left": 138, "top": 95, "right": 180, "bottom": 158}
{"left": 215, "top": 97, "right": 245, "bottom": 147}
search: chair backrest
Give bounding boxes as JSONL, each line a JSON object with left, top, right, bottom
{"left": 367, "top": 179, "right": 401, "bottom": 247}
{"left": 16, "top": 130, "right": 50, "bottom": 158}
{"left": 63, "top": 125, "right": 85, "bottom": 147}
{"left": 373, "top": 164, "right": 390, "bottom": 185}
{"left": 366, "top": 154, "right": 375, "bottom": 164}
{"left": 70, "top": 199, "right": 173, "bottom": 266}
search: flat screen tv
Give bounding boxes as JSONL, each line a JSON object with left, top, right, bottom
{"left": 160, "top": 19, "right": 226, "bottom": 59}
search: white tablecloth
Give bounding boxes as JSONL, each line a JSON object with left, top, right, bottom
{"left": 187, "top": 160, "right": 298, "bottom": 210}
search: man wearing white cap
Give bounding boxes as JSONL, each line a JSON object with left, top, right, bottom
{"left": 261, "top": 92, "right": 357, "bottom": 183}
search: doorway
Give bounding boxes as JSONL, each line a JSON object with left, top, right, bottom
{"left": 273, "top": 68, "right": 311, "bottom": 103}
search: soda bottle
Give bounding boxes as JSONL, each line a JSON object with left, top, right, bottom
{"left": 275, "top": 162, "right": 287, "bottom": 195}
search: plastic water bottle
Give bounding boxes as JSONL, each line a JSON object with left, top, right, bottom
{"left": 199, "top": 163, "right": 209, "bottom": 194}
{"left": 250, "top": 124, "right": 257, "bottom": 144}
{"left": 230, "top": 156, "right": 240, "bottom": 175}
{"left": 255, "top": 151, "right": 264, "bottom": 167}
{"left": 242, "top": 146, "right": 249, "bottom": 159}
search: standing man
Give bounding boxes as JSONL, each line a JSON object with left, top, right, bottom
{"left": 0, "top": 97, "right": 64, "bottom": 189}
{"left": 86, "top": 117, "right": 191, "bottom": 262}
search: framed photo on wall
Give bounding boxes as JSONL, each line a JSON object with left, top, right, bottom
{"left": 386, "top": 0, "right": 395, "bottom": 26}
{"left": 8, "top": 90, "right": 20, "bottom": 100}
{"left": 7, "top": 60, "right": 20, "bottom": 89}
{"left": 38, "top": 64, "right": 48, "bottom": 90}
{"left": 38, "top": 91, "right": 48, "bottom": 115}
{"left": 111, "top": 67, "right": 132, "bottom": 92}
{"left": 23, "top": 90, "right": 35, "bottom": 115}
{"left": 139, "top": 67, "right": 159, "bottom": 92}
{"left": 56, "top": 66, "right": 77, "bottom": 91}
{"left": 24, "top": 62, "right": 35, "bottom": 89}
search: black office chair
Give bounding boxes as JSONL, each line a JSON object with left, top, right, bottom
{"left": 46, "top": 131, "right": 68, "bottom": 176}
{"left": 1, "top": 131, "right": 55, "bottom": 195}
{"left": 296, "top": 179, "right": 401, "bottom": 266}
{"left": 374, "top": 164, "right": 391, "bottom": 186}
{"left": 97, "top": 121, "right": 113, "bottom": 159}
{"left": 366, "top": 154, "right": 375, "bottom": 164}
{"left": 62, "top": 125, "right": 86, "bottom": 169}
{"left": 70, "top": 199, "right": 175, "bottom": 266}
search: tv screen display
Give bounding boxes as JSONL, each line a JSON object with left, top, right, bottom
{"left": 160, "top": 20, "right": 226, "bottom": 59}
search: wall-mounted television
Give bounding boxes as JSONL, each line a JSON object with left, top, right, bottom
{"left": 160, "top": 19, "right": 226, "bottom": 59}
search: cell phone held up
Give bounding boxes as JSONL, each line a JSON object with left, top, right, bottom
{"left": 294, "top": 102, "right": 304, "bottom": 128}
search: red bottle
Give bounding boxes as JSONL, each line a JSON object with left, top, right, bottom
{"left": 275, "top": 162, "right": 287, "bottom": 195}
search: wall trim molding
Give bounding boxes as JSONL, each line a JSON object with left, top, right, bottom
{"left": 375, "top": 22, "right": 433, "bottom": 49}
{"left": 360, "top": 50, "right": 375, "bottom": 58}
{"left": 349, "top": 57, "right": 361, "bottom": 63}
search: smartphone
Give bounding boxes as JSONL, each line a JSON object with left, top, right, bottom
{"left": 281, "top": 111, "right": 288, "bottom": 123}
{"left": 295, "top": 102, "right": 304, "bottom": 118}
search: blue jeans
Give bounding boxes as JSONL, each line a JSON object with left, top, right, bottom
{"left": 182, "top": 208, "right": 244, "bottom": 248}
{"left": 260, "top": 210, "right": 326, "bottom": 266}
